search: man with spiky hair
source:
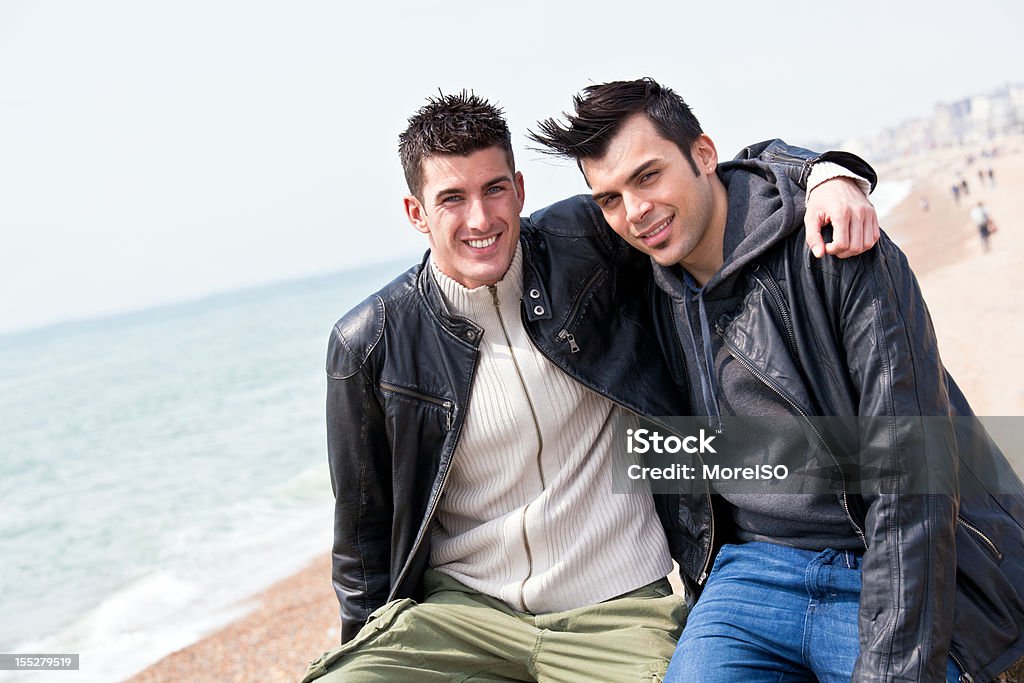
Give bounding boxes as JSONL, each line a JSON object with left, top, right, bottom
{"left": 303, "top": 90, "right": 878, "bottom": 682}
{"left": 530, "top": 77, "right": 1024, "bottom": 682}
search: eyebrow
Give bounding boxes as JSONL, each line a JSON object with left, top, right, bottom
{"left": 433, "top": 174, "right": 513, "bottom": 204}
{"left": 592, "top": 159, "right": 659, "bottom": 204}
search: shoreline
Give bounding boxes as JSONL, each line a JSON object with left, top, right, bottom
{"left": 126, "top": 554, "right": 339, "bottom": 683}
{"left": 127, "top": 139, "right": 1024, "bottom": 682}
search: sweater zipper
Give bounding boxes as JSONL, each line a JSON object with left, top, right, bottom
{"left": 531, "top": 305, "right": 717, "bottom": 587}
{"left": 554, "top": 265, "right": 605, "bottom": 354}
{"left": 717, "top": 327, "right": 868, "bottom": 550}
{"left": 490, "top": 285, "right": 545, "bottom": 612}
{"left": 379, "top": 381, "right": 454, "bottom": 431}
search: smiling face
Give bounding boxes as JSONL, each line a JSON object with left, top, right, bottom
{"left": 404, "top": 146, "right": 525, "bottom": 290}
{"left": 582, "top": 114, "right": 727, "bottom": 283}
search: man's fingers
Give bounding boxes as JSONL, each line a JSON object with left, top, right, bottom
{"left": 824, "top": 207, "right": 851, "bottom": 256}
{"left": 852, "top": 207, "right": 880, "bottom": 253}
{"left": 806, "top": 176, "right": 881, "bottom": 258}
{"left": 826, "top": 206, "right": 879, "bottom": 257}
{"left": 849, "top": 208, "right": 878, "bottom": 255}
{"left": 846, "top": 215, "right": 866, "bottom": 256}
{"left": 804, "top": 212, "right": 827, "bottom": 258}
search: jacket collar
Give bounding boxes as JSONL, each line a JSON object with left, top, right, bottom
{"left": 416, "top": 234, "right": 554, "bottom": 345}
{"left": 416, "top": 252, "right": 483, "bottom": 346}
{"left": 429, "top": 244, "right": 524, "bottom": 319}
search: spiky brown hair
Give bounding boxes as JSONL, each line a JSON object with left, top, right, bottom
{"left": 399, "top": 91, "right": 514, "bottom": 199}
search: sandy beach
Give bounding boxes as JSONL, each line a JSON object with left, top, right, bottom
{"left": 880, "top": 135, "right": 1024, "bottom": 416}
{"left": 127, "top": 138, "right": 1024, "bottom": 683}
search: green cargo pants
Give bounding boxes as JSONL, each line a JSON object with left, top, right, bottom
{"left": 302, "top": 570, "right": 687, "bottom": 682}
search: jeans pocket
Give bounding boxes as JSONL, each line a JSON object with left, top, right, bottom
{"left": 707, "top": 543, "right": 736, "bottom": 579}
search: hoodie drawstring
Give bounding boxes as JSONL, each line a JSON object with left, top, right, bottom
{"left": 682, "top": 272, "right": 723, "bottom": 434}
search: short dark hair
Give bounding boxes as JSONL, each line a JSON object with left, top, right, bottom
{"left": 529, "top": 77, "right": 703, "bottom": 177}
{"left": 399, "top": 91, "right": 515, "bottom": 199}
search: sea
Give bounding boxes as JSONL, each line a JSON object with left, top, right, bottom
{"left": 0, "top": 258, "right": 412, "bottom": 682}
{"left": 0, "top": 181, "right": 913, "bottom": 683}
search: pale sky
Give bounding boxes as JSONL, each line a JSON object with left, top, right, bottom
{"left": 1, "top": 0, "right": 1021, "bottom": 334}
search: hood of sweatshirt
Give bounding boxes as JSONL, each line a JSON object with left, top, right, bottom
{"left": 706, "top": 156, "right": 807, "bottom": 297}
{"left": 651, "top": 157, "right": 807, "bottom": 430}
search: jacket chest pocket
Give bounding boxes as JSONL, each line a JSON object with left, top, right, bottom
{"left": 958, "top": 514, "right": 1004, "bottom": 564}
{"left": 553, "top": 264, "right": 607, "bottom": 354}
{"left": 379, "top": 381, "right": 454, "bottom": 433}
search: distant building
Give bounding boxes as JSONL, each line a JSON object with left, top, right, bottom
{"left": 842, "top": 83, "right": 1024, "bottom": 162}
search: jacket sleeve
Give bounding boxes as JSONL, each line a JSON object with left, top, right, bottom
{"left": 326, "top": 318, "right": 393, "bottom": 643}
{"left": 834, "top": 237, "right": 958, "bottom": 682}
{"left": 734, "top": 139, "right": 878, "bottom": 192}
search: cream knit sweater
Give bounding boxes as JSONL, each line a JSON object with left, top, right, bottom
{"left": 428, "top": 246, "right": 673, "bottom": 613}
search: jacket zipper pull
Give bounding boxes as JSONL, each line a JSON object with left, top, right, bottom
{"left": 443, "top": 401, "right": 453, "bottom": 431}
{"left": 488, "top": 285, "right": 499, "bottom": 307}
{"left": 556, "top": 330, "right": 580, "bottom": 353}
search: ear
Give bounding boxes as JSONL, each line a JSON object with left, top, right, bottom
{"left": 404, "top": 195, "right": 430, "bottom": 235}
{"left": 514, "top": 171, "right": 526, "bottom": 209}
{"left": 692, "top": 134, "right": 719, "bottom": 175}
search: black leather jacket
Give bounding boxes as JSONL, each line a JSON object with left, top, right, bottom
{"left": 652, "top": 145, "right": 1024, "bottom": 682}
{"left": 324, "top": 143, "right": 872, "bottom": 635}
{"left": 326, "top": 192, "right": 692, "bottom": 643}
{"left": 324, "top": 140, "right": 860, "bottom": 644}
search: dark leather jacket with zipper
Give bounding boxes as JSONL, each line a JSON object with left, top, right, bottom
{"left": 324, "top": 141, "right": 874, "bottom": 643}
{"left": 651, "top": 142, "right": 1024, "bottom": 682}
{"left": 326, "top": 193, "right": 691, "bottom": 644}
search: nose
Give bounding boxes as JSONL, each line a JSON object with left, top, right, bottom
{"left": 466, "top": 197, "right": 489, "bottom": 232}
{"left": 624, "top": 192, "right": 652, "bottom": 227}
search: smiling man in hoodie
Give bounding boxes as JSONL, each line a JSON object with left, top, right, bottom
{"left": 531, "top": 78, "right": 1024, "bottom": 683}
{"left": 303, "top": 89, "right": 890, "bottom": 683}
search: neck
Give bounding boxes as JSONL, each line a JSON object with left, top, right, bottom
{"left": 679, "top": 175, "right": 728, "bottom": 287}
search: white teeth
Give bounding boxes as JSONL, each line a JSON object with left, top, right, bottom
{"left": 642, "top": 218, "right": 671, "bottom": 239}
{"left": 468, "top": 235, "right": 498, "bottom": 248}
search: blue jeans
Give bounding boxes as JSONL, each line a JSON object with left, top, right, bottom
{"left": 664, "top": 542, "right": 960, "bottom": 682}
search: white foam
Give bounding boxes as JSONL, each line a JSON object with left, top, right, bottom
{"left": 10, "top": 466, "right": 334, "bottom": 682}
{"left": 871, "top": 179, "right": 915, "bottom": 223}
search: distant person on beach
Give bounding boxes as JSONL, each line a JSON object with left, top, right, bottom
{"left": 531, "top": 77, "right": 1024, "bottom": 682}
{"left": 951, "top": 183, "right": 961, "bottom": 203}
{"left": 971, "top": 200, "right": 997, "bottom": 252}
{"left": 303, "top": 91, "right": 879, "bottom": 682}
